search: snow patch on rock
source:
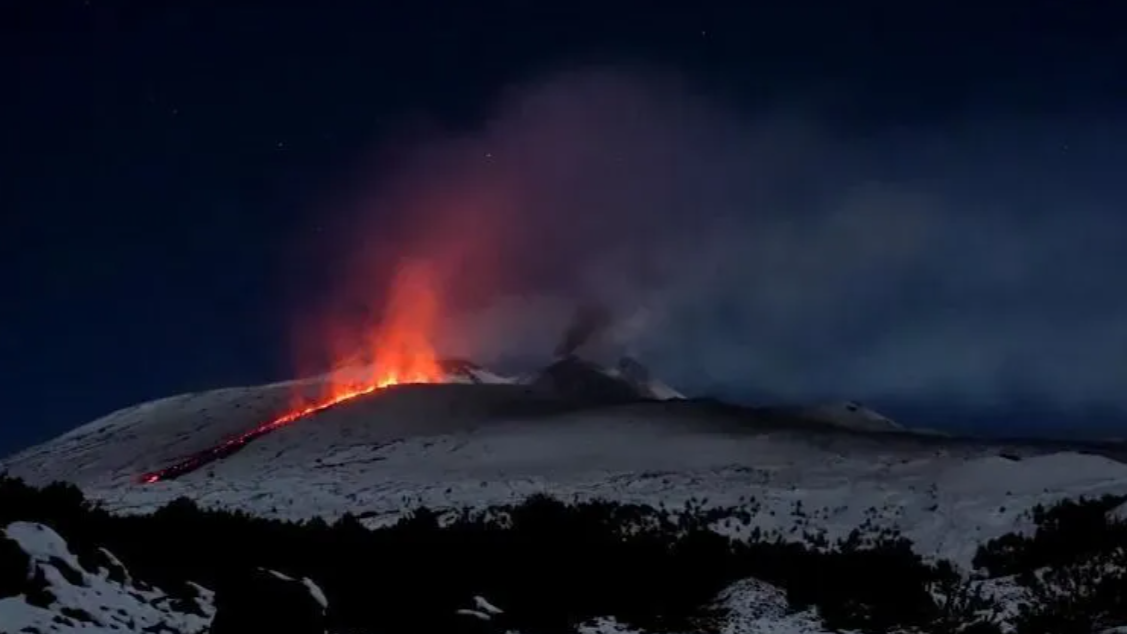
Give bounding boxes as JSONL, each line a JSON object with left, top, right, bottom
{"left": 0, "top": 521, "right": 214, "bottom": 633}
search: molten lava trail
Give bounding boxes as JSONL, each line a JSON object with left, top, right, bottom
{"left": 140, "top": 258, "right": 449, "bottom": 483}
{"left": 137, "top": 386, "right": 385, "bottom": 484}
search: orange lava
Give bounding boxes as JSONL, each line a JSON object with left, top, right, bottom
{"left": 278, "top": 258, "right": 445, "bottom": 422}
{"left": 138, "top": 259, "right": 447, "bottom": 485}
{"left": 320, "top": 258, "right": 444, "bottom": 400}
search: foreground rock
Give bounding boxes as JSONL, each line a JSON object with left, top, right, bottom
{"left": 0, "top": 521, "right": 213, "bottom": 633}
{"left": 208, "top": 567, "right": 328, "bottom": 634}
{"left": 0, "top": 518, "right": 837, "bottom": 634}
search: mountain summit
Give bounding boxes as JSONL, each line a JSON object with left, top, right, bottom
{"left": 526, "top": 355, "right": 684, "bottom": 405}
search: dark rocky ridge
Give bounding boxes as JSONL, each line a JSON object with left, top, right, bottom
{"left": 528, "top": 355, "right": 655, "bottom": 406}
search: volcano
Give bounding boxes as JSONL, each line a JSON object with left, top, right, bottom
{"left": 5, "top": 258, "right": 1127, "bottom": 573}
{"left": 97, "top": 259, "right": 691, "bottom": 485}
{"left": 130, "top": 260, "right": 460, "bottom": 484}
{"left": 132, "top": 352, "right": 686, "bottom": 484}
{"left": 130, "top": 360, "right": 532, "bottom": 484}
{"left": 6, "top": 353, "right": 1127, "bottom": 573}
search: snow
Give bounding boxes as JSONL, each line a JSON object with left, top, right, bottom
{"left": 94, "top": 547, "right": 131, "bottom": 585}
{"left": 453, "top": 583, "right": 836, "bottom": 634}
{"left": 302, "top": 577, "right": 328, "bottom": 611}
{"left": 714, "top": 578, "right": 833, "bottom": 634}
{"left": 577, "top": 617, "right": 637, "bottom": 633}
{"left": 787, "top": 401, "right": 904, "bottom": 433}
{"left": 642, "top": 377, "right": 685, "bottom": 401}
{"left": 974, "top": 576, "right": 1030, "bottom": 632}
{"left": 0, "top": 522, "right": 214, "bottom": 633}
{"left": 0, "top": 522, "right": 840, "bottom": 634}
{"left": 596, "top": 362, "right": 685, "bottom": 401}
{"left": 457, "top": 608, "right": 494, "bottom": 621}
{"left": 5, "top": 376, "right": 1127, "bottom": 572}
{"left": 14, "top": 354, "right": 1112, "bottom": 634}
{"left": 459, "top": 366, "right": 520, "bottom": 386}
{"left": 938, "top": 452, "right": 1127, "bottom": 496}
{"left": 265, "top": 568, "right": 296, "bottom": 582}
{"left": 262, "top": 568, "right": 329, "bottom": 611}
{"left": 474, "top": 595, "right": 504, "bottom": 615}
{"left": 574, "top": 579, "right": 834, "bottom": 634}
{"left": 5, "top": 522, "right": 86, "bottom": 581}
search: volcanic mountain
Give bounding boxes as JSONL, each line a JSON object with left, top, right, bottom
{"left": 5, "top": 354, "right": 1127, "bottom": 573}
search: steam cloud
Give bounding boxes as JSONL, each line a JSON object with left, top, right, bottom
{"left": 330, "top": 65, "right": 1127, "bottom": 413}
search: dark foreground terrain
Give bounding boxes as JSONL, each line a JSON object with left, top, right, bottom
{"left": 2, "top": 473, "right": 1127, "bottom": 634}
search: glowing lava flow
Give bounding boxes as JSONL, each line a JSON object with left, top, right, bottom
{"left": 138, "top": 261, "right": 446, "bottom": 484}
{"left": 138, "top": 383, "right": 404, "bottom": 484}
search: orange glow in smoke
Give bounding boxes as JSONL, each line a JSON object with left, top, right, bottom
{"left": 327, "top": 260, "right": 443, "bottom": 392}
{"left": 300, "top": 258, "right": 445, "bottom": 408}
{"left": 138, "top": 260, "right": 446, "bottom": 485}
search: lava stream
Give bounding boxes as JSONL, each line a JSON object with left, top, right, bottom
{"left": 138, "top": 259, "right": 446, "bottom": 484}
{"left": 138, "top": 383, "right": 409, "bottom": 484}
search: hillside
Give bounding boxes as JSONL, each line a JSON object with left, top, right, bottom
{"left": 4, "top": 368, "right": 1127, "bottom": 570}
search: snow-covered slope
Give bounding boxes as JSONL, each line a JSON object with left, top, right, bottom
{"left": 607, "top": 356, "right": 685, "bottom": 401}
{"left": 439, "top": 358, "right": 519, "bottom": 385}
{"left": 0, "top": 522, "right": 214, "bottom": 633}
{"left": 782, "top": 400, "right": 905, "bottom": 433}
{"left": 5, "top": 375, "right": 1127, "bottom": 569}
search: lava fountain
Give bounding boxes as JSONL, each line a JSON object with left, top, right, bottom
{"left": 138, "top": 261, "right": 448, "bottom": 484}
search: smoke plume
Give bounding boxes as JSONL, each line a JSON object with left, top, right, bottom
{"left": 554, "top": 303, "right": 613, "bottom": 359}
{"left": 325, "top": 65, "right": 1127, "bottom": 415}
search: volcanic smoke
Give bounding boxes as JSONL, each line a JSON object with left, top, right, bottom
{"left": 139, "top": 261, "right": 446, "bottom": 484}
{"left": 554, "top": 303, "right": 613, "bottom": 359}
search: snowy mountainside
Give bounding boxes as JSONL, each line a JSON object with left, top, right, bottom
{"left": 605, "top": 356, "right": 685, "bottom": 401}
{"left": 0, "top": 363, "right": 524, "bottom": 489}
{"left": 5, "top": 372, "right": 1127, "bottom": 570}
{"left": 0, "top": 521, "right": 214, "bottom": 633}
{"left": 439, "top": 358, "right": 518, "bottom": 385}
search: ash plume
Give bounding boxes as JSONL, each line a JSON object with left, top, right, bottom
{"left": 554, "top": 303, "right": 613, "bottom": 358}
{"left": 322, "top": 65, "right": 1127, "bottom": 418}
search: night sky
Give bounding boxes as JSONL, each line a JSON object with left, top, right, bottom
{"left": 4, "top": 0, "right": 1127, "bottom": 455}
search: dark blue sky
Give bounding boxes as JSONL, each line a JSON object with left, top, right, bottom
{"left": 3, "top": 0, "right": 1126, "bottom": 455}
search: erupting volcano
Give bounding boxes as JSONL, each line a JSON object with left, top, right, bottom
{"left": 139, "top": 261, "right": 448, "bottom": 484}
